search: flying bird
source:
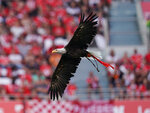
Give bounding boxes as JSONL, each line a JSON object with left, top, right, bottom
{"left": 48, "top": 12, "right": 114, "bottom": 100}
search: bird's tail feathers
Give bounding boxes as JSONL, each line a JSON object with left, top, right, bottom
{"left": 87, "top": 52, "right": 114, "bottom": 69}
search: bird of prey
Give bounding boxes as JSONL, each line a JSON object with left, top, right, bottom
{"left": 48, "top": 12, "right": 114, "bottom": 100}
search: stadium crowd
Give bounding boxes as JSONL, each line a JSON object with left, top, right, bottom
{"left": 0, "top": 0, "right": 111, "bottom": 100}
{"left": 106, "top": 49, "right": 150, "bottom": 99}
{"left": 0, "top": 0, "right": 150, "bottom": 101}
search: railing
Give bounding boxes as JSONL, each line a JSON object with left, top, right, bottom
{"left": 109, "top": 17, "right": 137, "bottom": 21}
{"left": 76, "top": 87, "right": 150, "bottom": 100}
{"left": 1, "top": 88, "right": 150, "bottom": 101}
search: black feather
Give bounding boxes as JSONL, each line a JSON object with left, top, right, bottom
{"left": 65, "top": 12, "right": 98, "bottom": 50}
{"left": 55, "top": 85, "right": 59, "bottom": 100}
{"left": 50, "top": 88, "right": 53, "bottom": 99}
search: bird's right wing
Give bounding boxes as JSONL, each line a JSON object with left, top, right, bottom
{"left": 48, "top": 54, "right": 81, "bottom": 100}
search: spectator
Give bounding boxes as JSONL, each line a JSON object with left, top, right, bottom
{"left": 130, "top": 49, "right": 143, "bottom": 68}
{"left": 10, "top": 20, "right": 25, "bottom": 39}
{"left": 106, "top": 49, "right": 118, "bottom": 64}
{"left": 123, "top": 69, "right": 135, "bottom": 87}
{"left": 17, "top": 35, "right": 31, "bottom": 56}
{"left": 0, "top": 50, "right": 10, "bottom": 67}
{"left": 63, "top": 13, "right": 77, "bottom": 40}
{"left": 34, "top": 77, "right": 50, "bottom": 96}
{"left": 95, "top": 30, "right": 106, "bottom": 51}
{"left": 0, "top": 86, "right": 8, "bottom": 100}
{"left": 42, "top": 26, "right": 55, "bottom": 53}
{"left": 8, "top": 48, "right": 23, "bottom": 68}
{"left": 114, "top": 80, "right": 125, "bottom": 99}
{"left": 40, "top": 60, "right": 52, "bottom": 77}
{"left": 52, "top": 21, "right": 65, "bottom": 38}
{"left": 66, "top": 1, "right": 80, "bottom": 16}
{"left": 88, "top": 0, "right": 100, "bottom": 7}
{"left": 25, "top": 26, "right": 42, "bottom": 44}
{"left": 86, "top": 71, "right": 101, "bottom": 99}
{"left": 145, "top": 49, "right": 150, "bottom": 64}
{"left": 29, "top": 41, "right": 42, "bottom": 56}
{"left": 64, "top": 82, "right": 78, "bottom": 100}
{"left": 24, "top": 50, "right": 34, "bottom": 65}
{"left": 106, "top": 50, "right": 118, "bottom": 81}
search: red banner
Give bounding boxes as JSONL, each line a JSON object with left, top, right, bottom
{"left": 141, "top": 2, "right": 150, "bottom": 20}
{"left": 0, "top": 101, "right": 24, "bottom": 113}
{"left": 113, "top": 100, "right": 150, "bottom": 113}
{"left": 72, "top": 100, "right": 113, "bottom": 113}
{"left": 26, "top": 100, "right": 114, "bottom": 113}
{"left": 0, "top": 100, "right": 150, "bottom": 113}
{"left": 26, "top": 99, "right": 150, "bottom": 113}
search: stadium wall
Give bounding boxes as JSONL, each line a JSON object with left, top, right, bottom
{"left": 0, "top": 100, "right": 150, "bottom": 113}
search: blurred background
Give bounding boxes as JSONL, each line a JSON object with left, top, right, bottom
{"left": 0, "top": 0, "right": 150, "bottom": 113}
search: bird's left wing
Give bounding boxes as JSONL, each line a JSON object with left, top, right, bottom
{"left": 65, "top": 12, "right": 98, "bottom": 50}
{"left": 48, "top": 54, "right": 81, "bottom": 100}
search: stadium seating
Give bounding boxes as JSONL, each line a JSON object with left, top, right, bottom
{"left": 71, "top": 58, "right": 109, "bottom": 100}
{"left": 109, "top": 2, "right": 142, "bottom": 45}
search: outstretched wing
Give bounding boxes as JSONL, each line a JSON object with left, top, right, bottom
{"left": 65, "top": 12, "right": 98, "bottom": 50}
{"left": 48, "top": 54, "right": 81, "bottom": 100}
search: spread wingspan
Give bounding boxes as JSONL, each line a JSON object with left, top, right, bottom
{"left": 48, "top": 13, "right": 98, "bottom": 100}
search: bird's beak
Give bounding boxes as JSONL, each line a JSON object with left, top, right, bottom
{"left": 52, "top": 50, "right": 57, "bottom": 53}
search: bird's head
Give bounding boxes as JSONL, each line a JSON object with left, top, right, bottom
{"left": 52, "top": 48, "right": 66, "bottom": 54}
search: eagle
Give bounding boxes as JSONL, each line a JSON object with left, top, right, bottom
{"left": 48, "top": 12, "right": 114, "bottom": 100}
